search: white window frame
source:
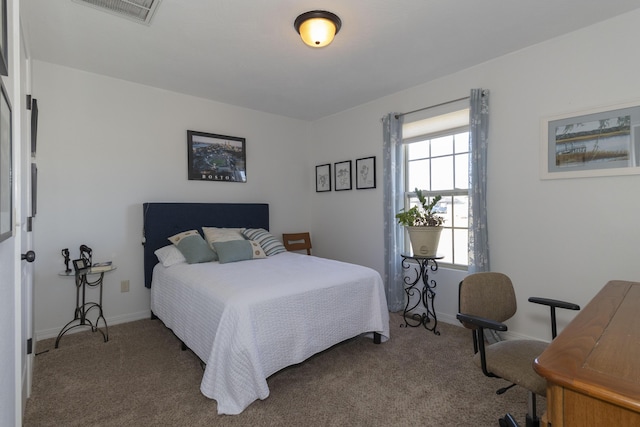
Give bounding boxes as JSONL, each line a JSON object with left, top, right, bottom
{"left": 402, "top": 123, "right": 470, "bottom": 270}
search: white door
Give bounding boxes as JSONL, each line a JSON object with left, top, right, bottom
{"left": 20, "top": 75, "right": 36, "bottom": 414}
{"left": 0, "top": 2, "right": 31, "bottom": 425}
{"left": 19, "top": 153, "right": 35, "bottom": 413}
{"left": 19, "top": 8, "right": 35, "bottom": 421}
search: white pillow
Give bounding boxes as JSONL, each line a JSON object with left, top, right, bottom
{"left": 202, "top": 227, "right": 245, "bottom": 256}
{"left": 154, "top": 245, "right": 187, "bottom": 267}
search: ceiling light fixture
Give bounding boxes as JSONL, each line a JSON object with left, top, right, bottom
{"left": 294, "top": 10, "right": 342, "bottom": 48}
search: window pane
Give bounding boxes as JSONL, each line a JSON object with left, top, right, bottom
{"left": 452, "top": 195, "right": 468, "bottom": 228}
{"left": 455, "top": 153, "right": 469, "bottom": 190}
{"left": 435, "top": 195, "right": 451, "bottom": 226}
{"left": 455, "top": 132, "right": 469, "bottom": 154}
{"left": 454, "top": 228, "right": 469, "bottom": 265}
{"left": 431, "top": 156, "right": 453, "bottom": 191}
{"left": 408, "top": 140, "right": 429, "bottom": 160}
{"left": 431, "top": 135, "right": 453, "bottom": 157}
{"left": 408, "top": 159, "right": 430, "bottom": 190}
{"left": 438, "top": 227, "right": 453, "bottom": 264}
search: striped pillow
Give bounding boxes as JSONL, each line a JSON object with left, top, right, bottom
{"left": 241, "top": 228, "right": 286, "bottom": 256}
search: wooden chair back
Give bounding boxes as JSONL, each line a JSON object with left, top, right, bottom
{"left": 282, "top": 232, "right": 312, "bottom": 255}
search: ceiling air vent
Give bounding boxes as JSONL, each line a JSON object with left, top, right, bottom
{"left": 72, "top": 0, "right": 161, "bottom": 25}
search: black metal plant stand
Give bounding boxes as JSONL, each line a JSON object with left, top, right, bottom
{"left": 400, "top": 253, "right": 443, "bottom": 335}
{"left": 55, "top": 269, "right": 110, "bottom": 348}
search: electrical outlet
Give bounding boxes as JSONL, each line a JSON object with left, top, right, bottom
{"left": 121, "top": 280, "right": 130, "bottom": 293}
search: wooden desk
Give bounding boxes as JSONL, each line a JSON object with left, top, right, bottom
{"left": 534, "top": 280, "right": 640, "bottom": 426}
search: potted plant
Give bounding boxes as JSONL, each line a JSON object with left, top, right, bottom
{"left": 395, "top": 188, "right": 444, "bottom": 256}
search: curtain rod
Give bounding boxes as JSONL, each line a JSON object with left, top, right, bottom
{"left": 395, "top": 96, "right": 470, "bottom": 119}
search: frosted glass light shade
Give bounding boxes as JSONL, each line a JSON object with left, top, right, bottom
{"left": 299, "top": 18, "right": 336, "bottom": 47}
{"left": 294, "top": 11, "right": 342, "bottom": 48}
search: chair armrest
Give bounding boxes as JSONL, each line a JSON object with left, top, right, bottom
{"left": 456, "top": 313, "right": 508, "bottom": 332}
{"left": 528, "top": 297, "right": 580, "bottom": 311}
{"left": 457, "top": 312, "right": 506, "bottom": 378}
{"left": 528, "top": 297, "right": 581, "bottom": 339}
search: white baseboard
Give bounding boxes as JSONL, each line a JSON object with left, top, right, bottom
{"left": 414, "top": 311, "right": 547, "bottom": 342}
{"left": 35, "top": 310, "right": 151, "bottom": 341}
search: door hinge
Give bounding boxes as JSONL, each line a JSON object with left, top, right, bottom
{"left": 27, "top": 338, "right": 33, "bottom": 355}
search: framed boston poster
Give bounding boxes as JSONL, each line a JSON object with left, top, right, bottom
{"left": 187, "top": 130, "right": 247, "bottom": 182}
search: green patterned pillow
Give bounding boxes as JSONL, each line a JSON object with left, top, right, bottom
{"left": 168, "top": 230, "right": 216, "bottom": 264}
{"left": 241, "top": 228, "right": 286, "bottom": 256}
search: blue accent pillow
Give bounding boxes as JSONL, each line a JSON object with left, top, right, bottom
{"left": 168, "top": 230, "right": 216, "bottom": 264}
{"left": 213, "top": 240, "right": 267, "bottom": 264}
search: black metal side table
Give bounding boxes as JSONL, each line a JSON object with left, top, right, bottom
{"left": 55, "top": 266, "right": 115, "bottom": 348}
{"left": 400, "top": 253, "right": 443, "bottom": 335}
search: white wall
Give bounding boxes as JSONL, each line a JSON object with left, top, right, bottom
{"left": 32, "top": 62, "right": 311, "bottom": 338}
{"left": 309, "top": 9, "right": 640, "bottom": 340}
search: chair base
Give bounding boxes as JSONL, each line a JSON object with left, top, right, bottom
{"left": 498, "top": 412, "right": 540, "bottom": 427}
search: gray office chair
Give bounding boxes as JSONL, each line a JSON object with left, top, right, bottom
{"left": 457, "top": 272, "right": 580, "bottom": 427}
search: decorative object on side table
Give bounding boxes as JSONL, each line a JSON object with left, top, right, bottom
{"left": 61, "top": 248, "right": 71, "bottom": 273}
{"left": 79, "top": 244, "right": 92, "bottom": 267}
{"left": 90, "top": 261, "right": 113, "bottom": 273}
{"left": 72, "top": 258, "right": 89, "bottom": 273}
{"left": 395, "top": 188, "right": 444, "bottom": 256}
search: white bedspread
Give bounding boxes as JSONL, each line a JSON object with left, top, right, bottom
{"left": 150, "top": 252, "right": 390, "bottom": 415}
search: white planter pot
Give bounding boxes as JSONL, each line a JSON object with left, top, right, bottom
{"left": 407, "top": 226, "right": 443, "bottom": 256}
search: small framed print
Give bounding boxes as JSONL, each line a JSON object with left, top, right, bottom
{"left": 334, "top": 160, "right": 352, "bottom": 191}
{"left": 356, "top": 156, "right": 376, "bottom": 189}
{"left": 72, "top": 258, "right": 89, "bottom": 272}
{"left": 316, "top": 163, "right": 331, "bottom": 192}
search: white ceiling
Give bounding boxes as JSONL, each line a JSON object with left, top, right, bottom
{"left": 21, "top": 0, "right": 640, "bottom": 121}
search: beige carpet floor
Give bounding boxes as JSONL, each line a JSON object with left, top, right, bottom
{"left": 24, "top": 312, "right": 540, "bottom": 426}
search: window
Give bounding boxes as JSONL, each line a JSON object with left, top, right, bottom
{"left": 402, "top": 111, "right": 469, "bottom": 268}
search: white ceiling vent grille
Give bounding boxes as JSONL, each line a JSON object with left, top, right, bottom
{"left": 72, "top": 0, "right": 161, "bottom": 25}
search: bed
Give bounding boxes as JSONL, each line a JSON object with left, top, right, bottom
{"left": 142, "top": 202, "right": 390, "bottom": 415}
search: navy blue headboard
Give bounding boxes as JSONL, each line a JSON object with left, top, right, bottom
{"left": 142, "top": 202, "right": 269, "bottom": 288}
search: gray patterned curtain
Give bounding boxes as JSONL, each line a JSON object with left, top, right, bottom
{"left": 382, "top": 113, "right": 405, "bottom": 311}
{"left": 468, "top": 89, "right": 490, "bottom": 273}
